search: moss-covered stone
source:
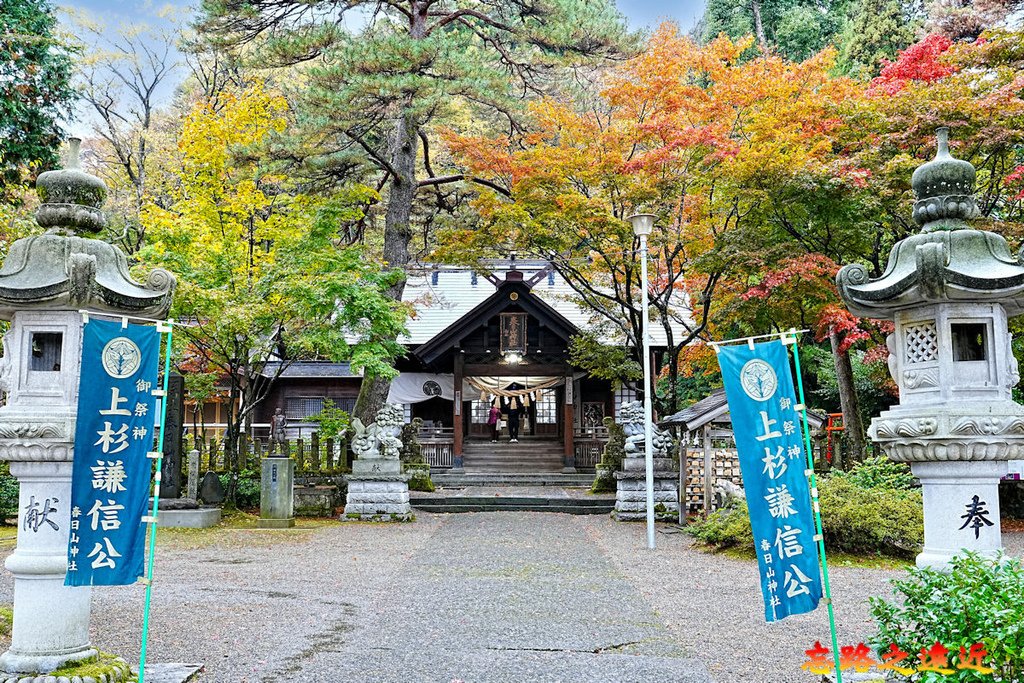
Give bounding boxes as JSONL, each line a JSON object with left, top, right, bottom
{"left": 591, "top": 417, "right": 624, "bottom": 493}
{"left": 48, "top": 651, "right": 133, "bottom": 681}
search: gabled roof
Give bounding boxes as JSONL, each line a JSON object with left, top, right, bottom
{"left": 259, "top": 361, "right": 360, "bottom": 379}
{"left": 414, "top": 274, "right": 580, "bottom": 365}
{"left": 660, "top": 388, "right": 827, "bottom": 432}
{"left": 401, "top": 261, "right": 690, "bottom": 347}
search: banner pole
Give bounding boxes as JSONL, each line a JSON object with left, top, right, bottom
{"left": 138, "top": 321, "right": 173, "bottom": 683}
{"left": 787, "top": 331, "right": 843, "bottom": 683}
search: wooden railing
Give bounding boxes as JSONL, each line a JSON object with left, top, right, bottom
{"left": 419, "top": 427, "right": 455, "bottom": 468}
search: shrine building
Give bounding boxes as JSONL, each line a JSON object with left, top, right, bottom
{"left": 210, "top": 260, "right": 684, "bottom": 472}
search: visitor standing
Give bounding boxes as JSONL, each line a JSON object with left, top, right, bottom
{"left": 488, "top": 402, "right": 501, "bottom": 442}
{"left": 508, "top": 397, "right": 521, "bottom": 443}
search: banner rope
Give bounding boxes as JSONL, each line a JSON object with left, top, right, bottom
{"left": 138, "top": 320, "right": 174, "bottom": 683}
{"left": 786, "top": 329, "right": 843, "bottom": 683}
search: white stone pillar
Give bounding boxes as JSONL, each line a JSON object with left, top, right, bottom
{"left": 1, "top": 461, "right": 95, "bottom": 672}
{"left": 0, "top": 311, "right": 96, "bottom": 673}
{"left": 912, "top": 460, "right": 1007, "bottom": 570}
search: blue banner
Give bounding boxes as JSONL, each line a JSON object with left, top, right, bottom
{"left": 66, "top": 319, "right": 160, "bottom": 586}
{"left": 717, "top": 340, "right": 822, "bottom": 622}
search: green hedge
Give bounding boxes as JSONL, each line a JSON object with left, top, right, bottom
{"left": 688, "top": 458, "right": 923, "bottom": 558}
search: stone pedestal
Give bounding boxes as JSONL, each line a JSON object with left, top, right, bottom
{"left": 913, "top": 460, "right": 1007, "bottom": 569}
{"left": 613, "top": 457, "right": 679, "bottom": 522}
{"left": 259, "top": 457, "right": 295, "bottom": 529}
{"left": 1, "top": 461, "right": 96, "bottom": 673}
{"left": 343, "top": 469, "right": 412, "bottom": 522}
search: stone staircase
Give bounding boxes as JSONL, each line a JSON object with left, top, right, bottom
{"left": 461, "top": 437, "right": 565, "bottom": 473}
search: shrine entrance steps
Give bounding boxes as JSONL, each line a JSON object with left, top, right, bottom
{"left": 410, "top": 485, "right": 613, "bottom": 515}
{"left": 461, "top": 436, "right": 564, "bottom": 472}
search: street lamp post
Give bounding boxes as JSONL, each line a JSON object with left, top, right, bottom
{"left": 628, "top": 213, "right": 657, "bottom": 550}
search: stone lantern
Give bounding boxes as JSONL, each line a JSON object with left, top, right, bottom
{"left": 0, "top": 139, "right": 175, "bottom": 673}
{"left": 837, "top": 128, "right": 1024, "bottom": 569}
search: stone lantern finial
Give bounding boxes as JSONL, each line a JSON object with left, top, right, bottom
{"left": 34, "top": 137, "right": 108, "bottom": 235}
{"left": 0, "top": 137, "right": 175, "bottom": 320}
{"left": 910, "top": 127, "right": 980, "bottom": 230}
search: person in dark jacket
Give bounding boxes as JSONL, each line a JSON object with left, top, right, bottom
{"left": 507, "top": 396, "right": 521, "bottom": 443}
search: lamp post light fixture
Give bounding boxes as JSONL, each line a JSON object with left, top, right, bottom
{"left": 628, "top": 212, "right": 657, "bottom": 550}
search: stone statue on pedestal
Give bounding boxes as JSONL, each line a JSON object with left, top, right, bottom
{"left": 343, "top": 403, "right": 412, "bottom": 521}
{"left": 612, "top": 400, "right": 679, "bottom": 522}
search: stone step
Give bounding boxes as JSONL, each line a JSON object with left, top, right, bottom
{"left": 432, "top": 473, "right": 595, "bottom": 487}
{"left": 412, "top": 504, "right": 613, "bottom": 515}
{"left": 409, "top": 495, "right": 614, "bottom": 515}
{"left": 412, "top": 495, "right": 613, "bottom": 507}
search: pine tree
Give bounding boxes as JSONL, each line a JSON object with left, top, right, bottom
{"left": 841, "top": 0, "right": 918, "bottom": 77}
{"left": 199, "top": 0, "right": 630, "bottom": 422}
{"left": 0, "top": 0, "right": 76, "bottom": 200}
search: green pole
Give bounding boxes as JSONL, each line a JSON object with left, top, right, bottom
{"left": 788, "top": 330, "right": 843, "bottom": 683}
{"left": 138, "top": 320, "right": 174, "bottom": 683}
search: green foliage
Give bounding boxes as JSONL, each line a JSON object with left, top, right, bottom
{"left": 405, "top": 463, "right": 435, "bottom": 493}
{"left": 570, "top": 332, "right": 642, "bottom": 387}
{"left": 50, "top": 651, "right": 133, "bottom": 680}
{"left": 310, "top": 399, "right": 351, "bottom": 441}
{"left": 0, "top": 461, "right": 18, "bottom": 523}
{"left": 802, "top": 344, "right": 895, "bottom": 425}
{"left": 218, "top": 469, "right": 261, "bottom": 509}
{"left": 832, "top": 455, "right": 916, "bottom": 491}
{"left": 840, "top": 0, "right": 918, "bottom": 76}
{"left": 688, "top": 498, "right": 756, "bottom": 548}
{"left": 0, "top": 605, "right": 10, "bottom": 637}
{"left": 869, "top": 553, "right": 1024, "bottom": 682}
{"left": 818, "top": 476, "right": 922, "bottom": 557}
{"left": 687, "top": 473, "right": 923, "bottom": 557}
{"left": 698, "top": 0, "right": 851, "bottom": 62}
{"left": 0, "top": 0, "right": 76, "bottom": 200}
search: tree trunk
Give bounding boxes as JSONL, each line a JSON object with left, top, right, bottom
{"left": 751, "top": 0, "right": 769, "bottom": 52}
{"left": 355, "top": 102, "right": 419, "bottom": 424}
{"left": 829, "top": 330, "right": 866, "bottom": 468}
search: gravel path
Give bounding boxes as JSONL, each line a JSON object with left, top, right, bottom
{"left": 0, "top": 514, "right": 1020, "bottom": 683}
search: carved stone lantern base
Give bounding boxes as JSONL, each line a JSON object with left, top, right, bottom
{"left": 913, "top": 460, "right": 1007, "bottom": 569}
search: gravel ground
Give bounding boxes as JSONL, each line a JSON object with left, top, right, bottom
{"left": 0, "top": 514, "right": 1020, "bottom": 683}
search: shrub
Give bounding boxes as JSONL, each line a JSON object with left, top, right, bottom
{"left": 869, "top": 553, "right": 1024, "bottom": 682}
{"left": 687, "top": 474, "right": 923, "bottom": 558}
{"left": 834, "top": 455, "right": 915, "bottom": 491}
{"left": 405, "top": 462, "right": 435, "bottom": 492}
{"left": 218, "top": 469, "right": 261, "bottom": 509}
{"left": 687, "top": 499, "right": 754, "bottom": 549}
{"left": 818, "top": 476, "right": 922, "bottom": 557}
{"left": 0, "top": 462, "right": 18, "bottom": 523}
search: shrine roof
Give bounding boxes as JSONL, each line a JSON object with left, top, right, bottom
{"left": 401, "top": 261, "right": 690, "bottom": 347}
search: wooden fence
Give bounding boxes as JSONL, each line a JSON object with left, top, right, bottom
{"left": 193, "top": 433, "right": 351, "bottom": 474}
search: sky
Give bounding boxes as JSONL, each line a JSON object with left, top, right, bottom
{"left": 59, "top": 0, "right": 706, "bottom": 136}
{"left": 63, "top": 0, "right": 706, "bottom": 31}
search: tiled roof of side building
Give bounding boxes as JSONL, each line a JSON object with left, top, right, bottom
{"left": 400, "top": 261, "right": 693, "bottom": 347}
